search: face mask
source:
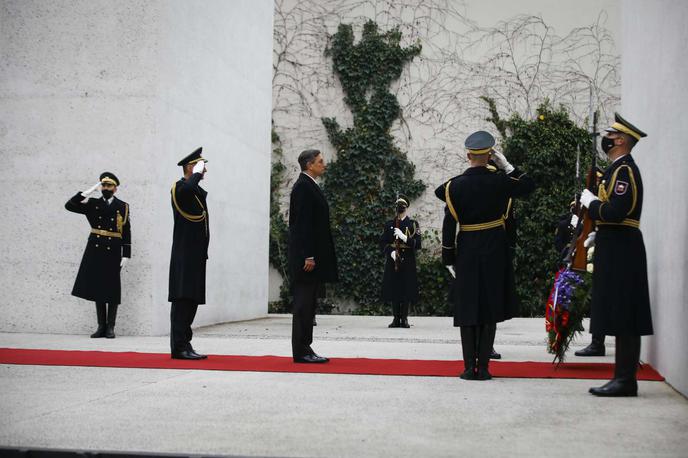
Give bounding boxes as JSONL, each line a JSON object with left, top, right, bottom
{"left": 102, "top": 190, "right": 114, "bottom": 199}
{"left": 396, "top": 204, "right": 407, "bottom": 214}
{"left": 601, "top": 136, "right": 615, "bottom": 154}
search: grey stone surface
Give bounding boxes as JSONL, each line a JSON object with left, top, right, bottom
{"left": 622, "top": 0, "right": 688, "bottom": 398}
{"left": 0, "top": 0, "right": 273, "bottom": 336}
{"left": 1, "top": 316, "right": 686, "bottom": 457}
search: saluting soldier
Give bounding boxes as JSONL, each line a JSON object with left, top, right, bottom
{"left": 579, "top": 113, "right": 652, "bottom": 396}
{"left": 436, "top": 131, "right": 534, "bottom": 380}
{"left": 168, "top": 147, "right": 209, "bottom": 360}
{"left": 379, "top": 196, "right": 422, "bottom": 328}
{"left": 66, "top": 172, "right": 131, "bottom": 338}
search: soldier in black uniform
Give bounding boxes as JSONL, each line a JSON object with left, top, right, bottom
{"left": 436, "top": 131, "right": 534, "bottom": 380}
{"left": 168, "top": 147, "right": 209, "bottom": 360}
{"left": 379, "top": 196, "right": 422, "bottom": 328}
{"left": 580, "top": 113, "right": 652, "bottom": 396}
{"left": 66, "top": 172, "right": 131, "bottom": 338}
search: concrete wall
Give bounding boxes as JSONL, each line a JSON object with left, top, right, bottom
{"left": 0, "top": 1, "right": 273, "bottom": 335}
{"left": 621, "top": 0, "right": 688, "bottom": 396}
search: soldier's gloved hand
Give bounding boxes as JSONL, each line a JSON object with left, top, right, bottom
{"left": 446, "top": 265, "right": 456, "bottom": 278}
{"left": 81, "top": 182, "right": 102, "bottom": 197}
{"left": 393, "top": 228, "right": 408, "bottom": 243}
{"left": 584, "top": 231, "right": 596, "bottom": 248}
{"left": 570, "top": 214, "right": 579, "bottom": 227}
{"left": 580, "top": 189, "right": 599, "bottom": 208}
{"left": 192, "top": 160, "right": 206, "bottom": 175}
{"left": 120, "top": 257, "right": 129, "bottom": 268}
{"left": 491, "top": 150, "right": 515, "bottom": 174}
{"left": 390, "top": 251, "right": 397, "bottom": 261}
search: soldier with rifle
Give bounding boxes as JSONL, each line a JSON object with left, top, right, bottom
{"left": 578, "top": 113, "right": 653, "bottom": 396}
{"left": 379, "top": 196, "right": 421, "bottom": 328}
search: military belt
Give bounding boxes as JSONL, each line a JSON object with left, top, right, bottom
{"left": 597, "top": 218, "right": 640, "bottom": 229}
{"left": 91, "top": 228, "right": 122, "bottom": 238}
{"left": 460, "top": 218, "right": 505, "bottom": 232}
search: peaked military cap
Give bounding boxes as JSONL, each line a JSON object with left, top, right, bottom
{"left": 99, "top": 172, "right": 120, "bottom": 186}
{"left": 177, "top": 147, "right": 208, "bottom": 166}
{"left": 464, "top": 130, "right": 496, "bottom": 154}
{"left": 605, "top": 112, "right": 647, "bottom": 141}
{"left": 395, "top": 195, "right": 410, "bottom": 207}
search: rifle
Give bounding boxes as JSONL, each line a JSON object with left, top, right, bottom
{"left": 394, "top": 195, "right": 402, "bottom": 271}
{"left": 567, "top": 92, "right": 599, "bottom": 271}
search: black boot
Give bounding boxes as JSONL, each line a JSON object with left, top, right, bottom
{"left": 459, "top": 326, "right": 477, "bottom": 380}
{"left": 490, "top": 348, "right": 502, "bottom": 359}
{"left": 389, "top": 302, "right": 401, "bottom": 328}
{"left": 105, "top": 303, "right": 118, "bottom": 339}
{"left": 400, "top": 302, "right": 410, "bottom": 328}
{"left": 90, "top": 302, "right": 107, "bottom": 338}
{"left": 476, "top": 324, "right": 496, "bottom": 380}
{"left": 575, "top": 334, "right": 606, "bottom": 356}
{"left": 589, "top": 335, "right": 639, "bottom": 397}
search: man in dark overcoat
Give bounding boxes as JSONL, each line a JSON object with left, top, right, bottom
{"left": 435, "top": 131, "right": 534, "bottom": 380}
{"left": 168, "top": 147, "right": 209, "bottom": 360}
{"left": 379, "top": 196, "right": 421, "bottom": 328}
{"left": 288, "top": 149, "right": 338, "bottom": 363}
{"left": 66, "top": 172, "right": 131, "bottom": 338}
{"left": 579, "top": 113, "right": 653, "bottom": 396}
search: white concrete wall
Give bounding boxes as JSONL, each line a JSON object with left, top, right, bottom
{"left": 621, "top": 0, "right": 688, "bottom": 397}
{"left": 0, "top": 0, "right": 273, "bottom": 335}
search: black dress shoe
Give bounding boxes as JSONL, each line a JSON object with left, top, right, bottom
{"left": 575, "top": 342, "right": 606, "bottom": 357}
{"left": 490, "top": 348, "right": 501, "bottom": 359}
{"left": 171, "top": 350, "right": 204, "bottom": 360}
{"left": 388, "top": 317, "right": 401, "bottom": 328}
{"left": 400, "top": 318, "right": 410, "bottom": 328}
{"left": 105, "top": 325, "right": 116, "bottom": 339}
{"left": 310, "top": 353, "right": 329, "bottom": 363}
{"left": 188, "top": 349, "right": 208, "bottom": 359}
{"left": 589, "top": 378, "right": 637, "bottom": 397}
{"left": 293, "top": 354, "right": 329, "bottom": 363}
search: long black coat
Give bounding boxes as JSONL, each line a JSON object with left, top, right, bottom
{"left": 435, "top": 166, "right": 534, "bottom": 326}
{"left": 288, "top": 173, "right": 338, "bottom": 285}
{"left": 168, "top": 173, "right": 210, "bottom": 304}
{"left": 379, "top": 217, "right": 421, "bottom": 302}
{"left": 66, "top": 193, "right": 131, "bottom": 304}
{"left": 588, "top": 154, "right": 652, "bottom": 336}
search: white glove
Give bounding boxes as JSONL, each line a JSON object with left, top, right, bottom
{"left": 390, "top": 251, "right": 397, "bottom": 261}
{"left": 120, "top": 257, "right": 129, "bottom": 268}
{"left": 583, "top": 231, "right": 596, "bottom": 248}
{"left": 580, "top": 189, "right": 599, "bottom": 208}
{"left": 491, "top": 150, "right": 514, "bottom": 174}
{"left": 570, "top": 214, "right": 579, "bottom": 227}
{"left": 81, "top": 182, "right": 101, "bottom": 197}
{"left": 393, "top": 228, "right": 408, "bottom": 243}
{"left": 446, "top": 265, "right": 456, "bottom": 278}
{"left": 192, "top": 160, "right": 206, "bottom": 175}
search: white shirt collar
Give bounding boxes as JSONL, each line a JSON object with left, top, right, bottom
{"left": 302, "top": 172, "right": 319, "bottom": 185}
{"left": 104, "top": 196, "right": 114, "bottom": 205}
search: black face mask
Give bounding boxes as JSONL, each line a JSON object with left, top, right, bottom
{"left": 396, "top": 204, "right": 407, "bottom": 214}
{"left": 102, "top": 190, "right": 114, "bottom": 200}
{"left": 601, "top": 136, "right": 615, "bottom": 154}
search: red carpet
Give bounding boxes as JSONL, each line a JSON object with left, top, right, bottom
{"left": 0, "top": 348, "right": 664, "bottom": 381}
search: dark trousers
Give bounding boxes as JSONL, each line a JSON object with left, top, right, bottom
{"left": 615, "top": 335, "right": 641, "bottom": 381}
{"left": 292, "top": 282, "right": 318, "bottom": 358}
{"left": 170, "top": 300, "right": 199, "bottom": 354}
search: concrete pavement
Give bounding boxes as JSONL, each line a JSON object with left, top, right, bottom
{"left": 1, "top": 315, "right": 686, "bottom": 457}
